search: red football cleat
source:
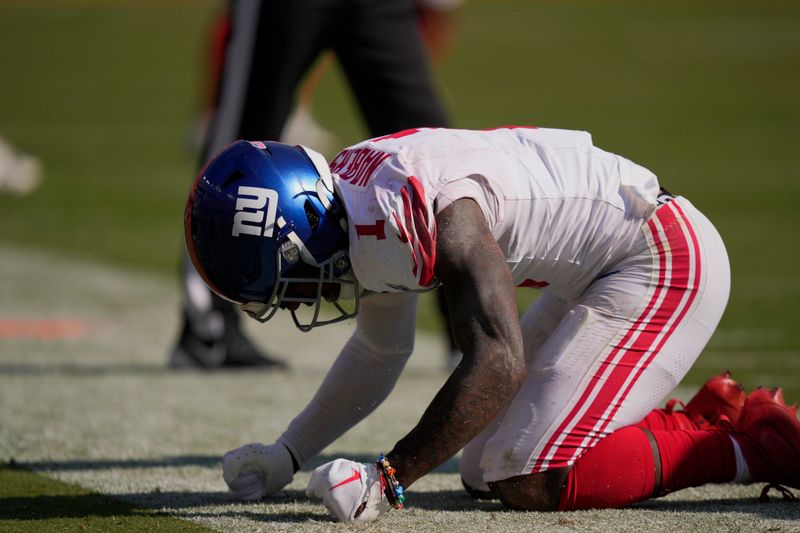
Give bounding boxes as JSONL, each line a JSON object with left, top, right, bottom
{"left": 666, "top": 370, "right": 746, "bottom": 429}
{"left": 730, "top": 387, "right": 800, "bottom": 490}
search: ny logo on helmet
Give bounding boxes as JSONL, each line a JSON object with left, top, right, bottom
{"left": 232, "top": 186, "right": 278, "bottom": 238}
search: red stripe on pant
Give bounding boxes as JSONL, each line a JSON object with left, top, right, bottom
{"left": 530, "top": 210, "right": 671, "bottom": 472}
{"left": 531, "top": 201, "right": 698, "bottom": 472}
{"left": 580, "top": 201, "right": 702, "bottom": 454}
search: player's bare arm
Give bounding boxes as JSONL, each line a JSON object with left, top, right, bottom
{"left": 385, "top": 198, "right": 526, "bottom": 487}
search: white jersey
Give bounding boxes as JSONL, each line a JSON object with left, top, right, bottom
{"left": 330, "top": 127, "right": 660, "bottom": 300}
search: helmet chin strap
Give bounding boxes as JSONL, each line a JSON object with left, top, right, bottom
{"left": 299, "top": 144, "right": 349, "bottom": 234}
{"left": 285, "top": 229, "right": 319, "bottom": 266}
{"left": 299, "top": 144, "right": 334, "bottom": 192}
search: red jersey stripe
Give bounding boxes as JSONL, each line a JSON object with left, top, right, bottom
{"left": 407, "top": 176, "right": 437, "bottom": 287}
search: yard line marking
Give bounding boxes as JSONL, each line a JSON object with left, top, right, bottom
{"left": 0, "top": 319, "right": 91, "bottom": 340}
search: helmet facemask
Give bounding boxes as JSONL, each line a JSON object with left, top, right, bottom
{"left": 241, "top": 245, "right": 361, "bottom": 332}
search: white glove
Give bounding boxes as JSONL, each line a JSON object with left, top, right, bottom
{"left": 306, "top": 458, "right": 391, "bottom": 522}
{"left": 222, "top": 442, "right": 294, "bottom": 500}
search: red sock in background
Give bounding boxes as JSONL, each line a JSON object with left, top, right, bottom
{"left": 559, "top": 426, "right": 737, "bottom": 510}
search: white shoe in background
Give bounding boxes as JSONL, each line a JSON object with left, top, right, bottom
{"left": 0, "top": 137, "right": 42, "bottom": 196}
{"left": 281, "top": 104, "right": 338, "bottom": 156}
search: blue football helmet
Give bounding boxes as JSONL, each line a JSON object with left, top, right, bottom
{"left": 185, "top": 140, "right": 360, "bottom": 331}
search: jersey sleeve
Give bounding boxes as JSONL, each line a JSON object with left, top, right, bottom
{"left": 434, "top": 174, "right": 501, "bottom": 230}
{"left": 335, "top": 151, "right": 438, "bottom": 293}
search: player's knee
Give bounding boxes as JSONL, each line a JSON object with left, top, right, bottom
{"left": 488, "top": 467, "right": 569, "bottom": 512}
{"left": 461, "top": 476, "right": 498, "bottom": 500}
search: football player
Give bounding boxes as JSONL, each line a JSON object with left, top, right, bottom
{"left": 185, "top": 127, "right": 799, "bottom": 521}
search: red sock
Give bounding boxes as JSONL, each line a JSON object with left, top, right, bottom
{"left": 637, "top": 408, "right": 696, "bottom": 431}
{"left": 559, "top": 427, "right": 737, "bottom": 510}
{"left": 652, "top": 429, "right": 736, "bottom": 493}
{"left": 560, "top": 426, "right": 656, "bottom": 510}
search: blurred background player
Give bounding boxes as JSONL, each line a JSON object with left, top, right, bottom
{"left": 171, "top": 0, "right": 462, "bottom": 369}
{"left": 280, "top": 0, "right": 463, "bottom": 154}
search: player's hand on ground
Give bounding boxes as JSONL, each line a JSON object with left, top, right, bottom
{"left": 222, "top": 442, "right": 294, "bottom": 500}
{"left": 306, "top": 458, "right": 390, "bottom": 522}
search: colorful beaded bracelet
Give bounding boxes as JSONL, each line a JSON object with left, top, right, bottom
{"left": 376, "top": 454, "right": 406, "bottom": 509}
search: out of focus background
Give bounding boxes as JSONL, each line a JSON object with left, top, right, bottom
{"left": 0, "top": 1, "right": 799, "bottom": 529}
{"left": 2, "top": 0, "right": 797, "bottom": 388}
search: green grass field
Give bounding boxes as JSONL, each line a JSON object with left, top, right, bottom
{"left": 1, "top": 0, "right": 799, "bottom": 530}
{"left": 0, "top": 462, "right": 212, "bottom": 532}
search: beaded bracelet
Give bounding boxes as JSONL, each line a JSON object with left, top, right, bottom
{"left": 376, "top": 454, "right": 406, "bottom": 509}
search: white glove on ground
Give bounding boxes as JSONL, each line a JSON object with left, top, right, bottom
{"left": 222, "top": 442, "right": 294, "bottom": 500}
{"left": 306, "top": 458, "right": 390, "bottom": 522}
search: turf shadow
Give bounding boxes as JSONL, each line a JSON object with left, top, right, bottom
{"left": 0, "top": 361, "right": 286, "bottom": 376}
{"left": 0, "top": 494, "right": 155, "bottom": 520}
{"left": 18, "top": 453, "right": 460, "bottom": 474}
{"left": 149, "top": 488, "right": 502, "bottom": 515}
{"left": 17, "top": 455, "right": 221, "bottom": 471}
{"left": 0, "top": 362, "right": 170, "bottom": 376}
{"left": 177, "top": 509, "right": 324, "bottom": 524}
{"left": 405, "top": 489, "right": 504, "bottom": 512}
{"left": 143, "top": 489, "right": 497, "bottom": 523}
{"left": 637, "top": 495, "right": 800, "bottom": 520}
{"left": 6, "top": 483, "right": 792, "bottom": 524}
